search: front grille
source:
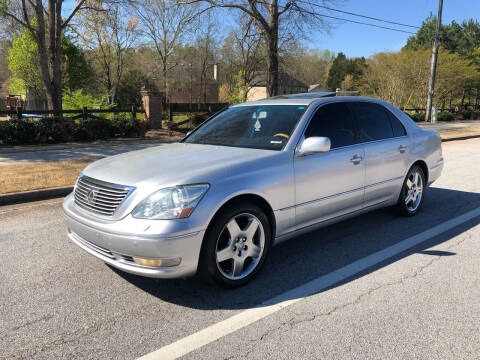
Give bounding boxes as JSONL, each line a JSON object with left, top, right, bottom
{"left": 74, "top": 175, "right": 134, "bottom": 216}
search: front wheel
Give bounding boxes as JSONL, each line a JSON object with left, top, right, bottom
{"left": 199, "top": 201, "right": 272, "bottom": 287}
{"left": 395, "top": 165, "right": 426, "bottom": 216}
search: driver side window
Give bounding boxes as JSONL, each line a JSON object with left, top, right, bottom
{"left": 305, "top": 103, "right": 356, "bottom": 149}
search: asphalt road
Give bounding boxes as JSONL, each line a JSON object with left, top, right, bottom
{"left": 1, "top": 138, "right": 479, "bottom": 360}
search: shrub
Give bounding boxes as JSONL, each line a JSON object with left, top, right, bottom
{"left": 111, "top": 115, "right": 150, "bottom": 137}
{"left": 36, "top": 117, "right": 77, "bottom": 143}
{"left": 460, "top": 110, "right": 472, "bottom": 120}
{"left": 437, "top": 111, "right": 454, "bottom": 122}
{"left": 471, "top": 110, "right": 480, "bottom": 120}
{"left": 80, "top": 118, "right": 114, "bottom": 140}
{"left": 0, "top": 119, "right": 37, "bottom": 144}
{"left": 0, "top": 116, "right": 150, "bottom": 145}
{"left": 406, "top": 112, "right": 425, "bottom": 122}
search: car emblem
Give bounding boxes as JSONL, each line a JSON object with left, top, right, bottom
{"left": 87, "top": 190, "right": 97, "bottom": 204}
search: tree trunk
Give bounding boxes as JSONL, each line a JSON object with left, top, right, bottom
{"left": 163, "top": 61, "right": 168, "bottom": 104}
{"left": 266, "top": 3, "right": 279, "bottom": 97}
{"left": 34, "top": 0, "right": 63, "bottom": 112}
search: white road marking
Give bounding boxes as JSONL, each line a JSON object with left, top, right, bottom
{"left": 139, "top": 206, "right": 480, "bottom": 360}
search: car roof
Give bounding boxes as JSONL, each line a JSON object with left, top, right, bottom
{"left": 269, "top": 91, "right": 337, "bottom": 99}
{"left": 232, "top": 95, "right": 382, "bottom": 107}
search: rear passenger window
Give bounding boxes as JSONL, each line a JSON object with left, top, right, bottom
{"left": 305, "top": 103, "right": 356, "bottom": 149}
{"left": 387, "top": 111, "right": 407, "bottom": 137}
{"left": 352, "top": 102, "right": 394, "bottom": 142}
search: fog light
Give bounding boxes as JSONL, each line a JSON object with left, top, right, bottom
{"left": 133, "top": 257, "right": 181, "bottom": 267}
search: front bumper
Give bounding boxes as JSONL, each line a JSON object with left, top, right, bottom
{"left": 63, "top": 193, "right": 205, "bottom": 278}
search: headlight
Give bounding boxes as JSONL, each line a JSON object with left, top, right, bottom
{"left": 132, "top": 184, "right": 209, "bottom": 219}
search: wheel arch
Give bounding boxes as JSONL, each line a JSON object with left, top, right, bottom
{"left": 204, "top": 193, "right": 277, "bottom": 242}
{"left": 410, "top": 160, "right": 429, "bottom": 184}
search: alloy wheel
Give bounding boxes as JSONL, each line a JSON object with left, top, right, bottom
{"left": 405, "top": 169, "right": 423, "bottom": 212}
{"left": 215, "top": 213, "right": 265, "bottom": 280}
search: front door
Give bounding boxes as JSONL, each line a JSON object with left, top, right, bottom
{"left": 294, "top": 102, "right": 365, "bottom": 230}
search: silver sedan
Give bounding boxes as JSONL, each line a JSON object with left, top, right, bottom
{"left": 63, "top": 95, "right": 443, "bottom": 287}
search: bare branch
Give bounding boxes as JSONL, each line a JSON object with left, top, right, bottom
{"left": 61, "top": 0, "right": 87, "bottom": 30}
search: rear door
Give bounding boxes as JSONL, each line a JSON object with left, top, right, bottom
{"left": 294, "top": 102, "right": 365, "bottom": 229}
{"left": 350, "top": 102, "right": 409, "bottom": 208}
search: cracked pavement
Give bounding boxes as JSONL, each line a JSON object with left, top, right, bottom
{"left": 1, "top": 138, "right": 480, "bottom": 360}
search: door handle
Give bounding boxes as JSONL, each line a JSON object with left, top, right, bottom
{"left": 350, "top": 154, "right": 363, "bottom": 164}
{"left": 398, "top": 145, "right": 407, "bottom": 153}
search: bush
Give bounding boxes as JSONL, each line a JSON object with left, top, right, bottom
{"left": 437, "top": 111, "right": 454, "bottom": 122}
{"left": 406, "top": 112, "right": 426, "bottom": 122}
{"left": 36, "top": 117, "right": 77, "bottom": 143}
{"left": 471, "top": 110, "right": 480, "bottom": 120}
{"left": 111, "top": 115, "right": 150, "bottom": 137}
{"left": 460, "top": 110, "right": 472, "bottom": 120}
{"left": 0, "top": 119, "right": 37, "bottom": 144}
{"left": 0, "top": 116, "right": 150, "bottom": 145}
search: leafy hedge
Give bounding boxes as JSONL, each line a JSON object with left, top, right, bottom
{"left": 407, "top": 111, "right": 456, "bottom": 122}
{"left": 407, "top": 112, "right": 426, "bottom": 122}
{"left": 0, "top": 116, "right": 151, "bottom": 145}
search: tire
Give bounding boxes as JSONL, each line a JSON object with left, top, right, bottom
{"left": 199, "top": 201, "right": 272, "bottom": 288}
{"left": 395, "top": 165, "right": 426, "bottom": 217}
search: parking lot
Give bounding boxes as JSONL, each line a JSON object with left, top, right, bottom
{"left": 1, "top": 138, "right": 479, "bottom": 360}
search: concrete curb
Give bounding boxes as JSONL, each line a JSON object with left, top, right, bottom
{"left": 0, "top": 134, "right": 479, "bottom": 207}
{"left": 0, "top": 186, "right": 73, "bottom": 206}
{"left": 441, "top": 134, "right": 480, "bottom": 142}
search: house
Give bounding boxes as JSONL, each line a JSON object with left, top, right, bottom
{"left": 168, "top": 83, "right": 219, "bottom": 104}
{"left": 168, "top": 63, "right": 220, "bottom": 104}
{"left": 247, "top": 72, "right": 308, "bottom": 101}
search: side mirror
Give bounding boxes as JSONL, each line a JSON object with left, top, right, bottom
{"left": 297, "top": 137, "right": 331, "bottom": 156}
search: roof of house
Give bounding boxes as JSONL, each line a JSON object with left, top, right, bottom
{"left": 308, "top": 84, "right": 329, "bottom": 92}
{"left": 250, "top": 71, "right": 308, "bottom": 88}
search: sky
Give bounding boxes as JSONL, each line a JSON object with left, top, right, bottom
{"left": 62, "top": 0, "right": 479, "bottom": 58}
{"left": 306, "top": 0, "right": 480, "bottom": 57}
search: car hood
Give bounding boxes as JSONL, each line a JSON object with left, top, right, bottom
{"left": 82, "top": 142, "right": 279, "bottom": 188}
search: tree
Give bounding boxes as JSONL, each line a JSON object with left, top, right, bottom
{"left": 130, "top": 0, "right": 198, "bottom": 100}
{"left": 357, "top": 48, "right": 477, "bottom": 109}
{"left": 326, "top": 52, "right": 365, "bottom": 91}
{"left": 7, "top": 28, "right": 43, "bottom": 98}
{"left": 281, "top": 47, "right": 334, "bottom": 88}
{"left": 404, "top": 16, "right": 480, "bottom": 57}
{"left": 1, "top": 0, "right": 92, "bottom": 110}
{"left": 117, "top": 69, "right": 154, "bottom": 105}
{"left": 195, "top": 9, "right": 218, "bottom": 103}
{"left": 219, "top": 18, "right": 265, "bottom": 102}
{"left": 77, "top": 0, "right": 139, "bottom": 104}
{"left": 183, "top": 0, "right": 334, "bottom": 97}
{"left": 8, "top": 27, "right": 92, "bottom": 105}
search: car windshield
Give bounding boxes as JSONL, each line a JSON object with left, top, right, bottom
{"left": 183, "top": 105, "right": 307, "bottom": 150}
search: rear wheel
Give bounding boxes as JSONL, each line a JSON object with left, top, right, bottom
{"left": 199, "top": 201, "right": 272, "bottom": 287}
{"left": 395, "top": 165, "right": 425, "bottom": 216}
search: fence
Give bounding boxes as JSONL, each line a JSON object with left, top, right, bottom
{"left": 0, "top": 105, "right": 141, "bottom": 122}
{"left": 0, "top": 102, "right": 228, "bottom": 124}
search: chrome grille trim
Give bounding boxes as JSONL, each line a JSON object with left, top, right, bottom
{"left": 74, "top": 174, "right": 135, "bottom": 216}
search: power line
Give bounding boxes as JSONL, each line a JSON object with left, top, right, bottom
{"left": 310, "top": 12, "right": 417, "bottom": 34}
{"left": 298, "top": 1, "right": 420, "bottom": 29}
{"left": 256, "top": 1, "right": 418, "bottom": 34}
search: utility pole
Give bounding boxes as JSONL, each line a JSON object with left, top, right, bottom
{"left": 425, "top": 0, "right": 443, "bottom": 122}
